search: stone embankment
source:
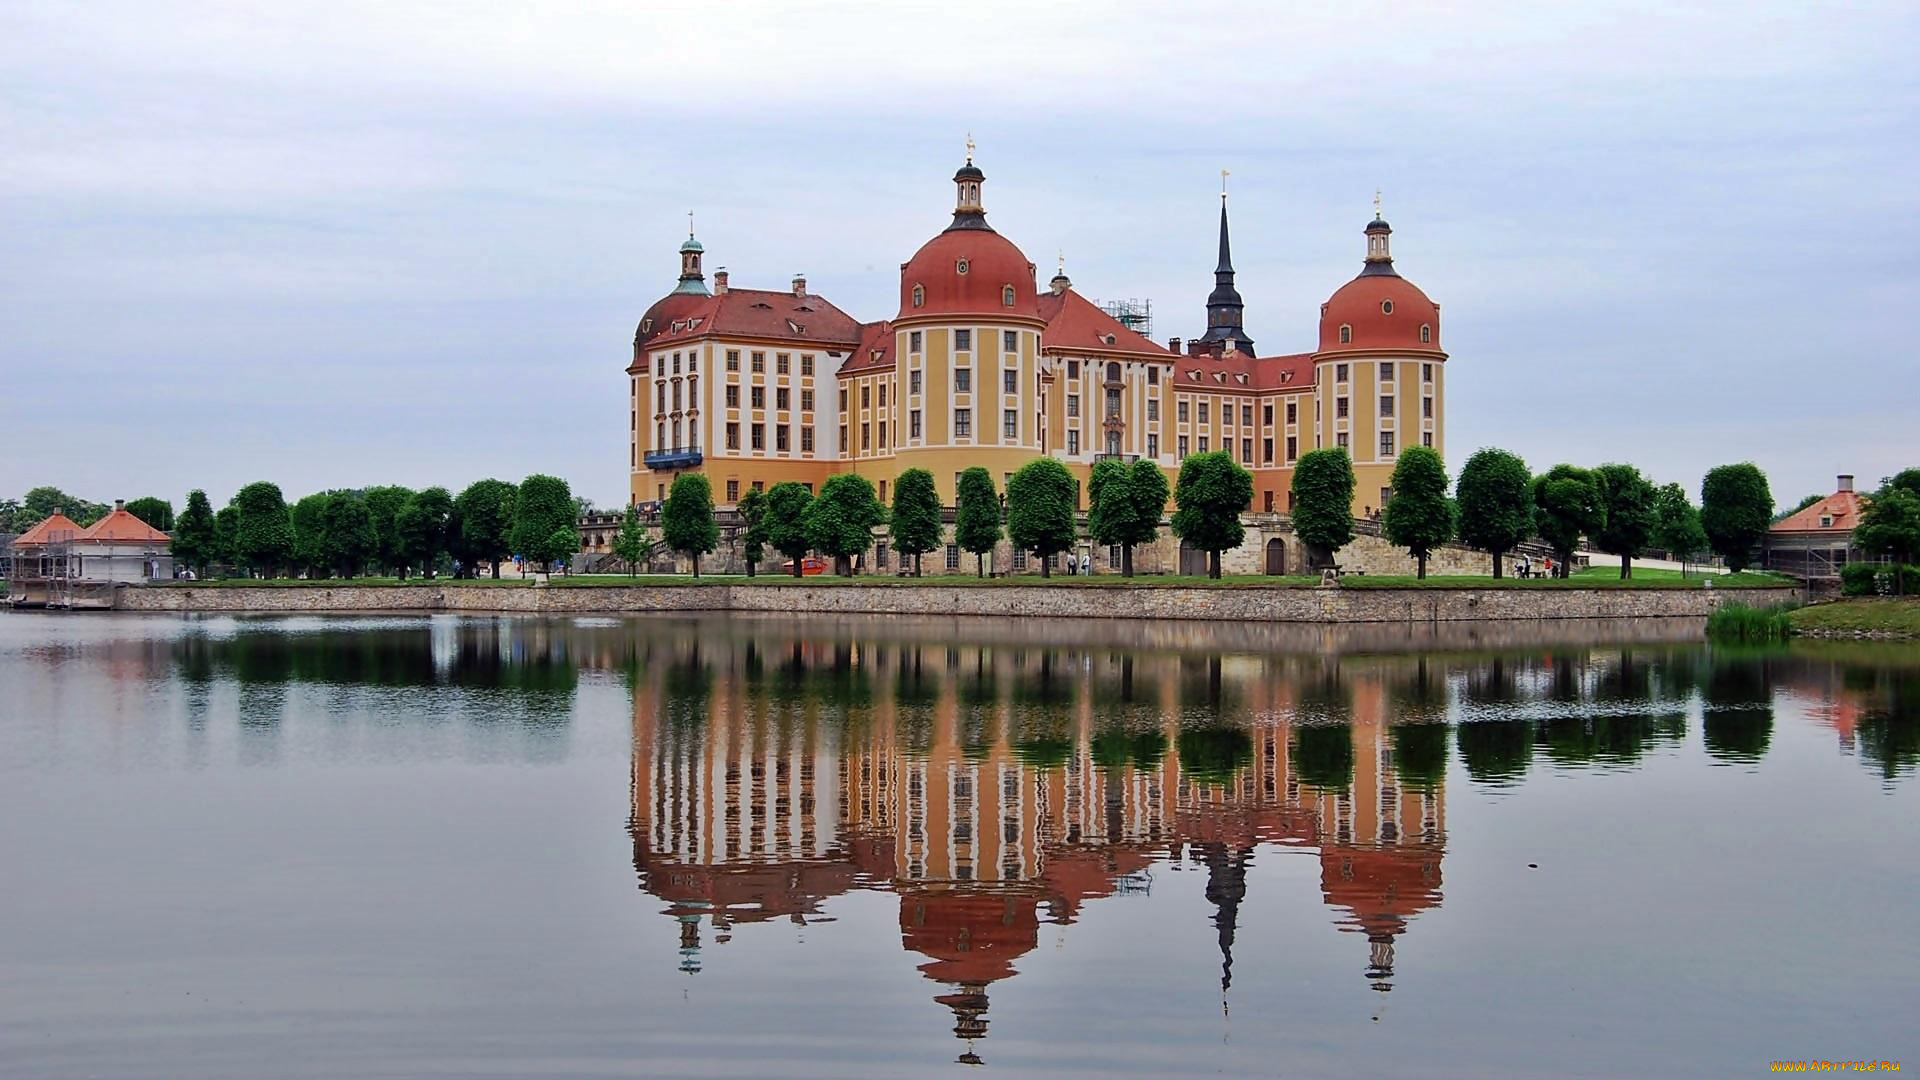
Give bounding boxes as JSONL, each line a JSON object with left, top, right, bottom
{"left": 117, "top": 583, "right": 1803, "bottom": 624}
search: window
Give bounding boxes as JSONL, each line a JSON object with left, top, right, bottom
{"left": 909, "top": 331, "right": 923, "bottom": 354}
{"left": 672, "top": 353, "right": 681, "bottom": 374}
{"left": 910, "top": 410, "right": 922, "bottom": 438}
{"left": 1263, "top": 437, "right": 1274, "bottom": 463}
{"left": 946, "top": 544, "right": 961, "bottom": 570}
{"left": 954, "top": 408, "right": 972, "bottom": 437}
{"left": 1003, "top": 369, "right": 1017, "bottom": 394}
{"left": 727, "top": 480, "right": 739, "bottom": 502}
{"left": 657, "top": 422, "right": 665, "bottom": 447}
{"left": 1003, "top": 331, "right": 1018, "bottom": 353}
{"left": 1147, "top": 399, "right": 1159, "bottom": 421}
{"left": 1287, "top": 401, "right": 1297, "bottom": 424}
{"left": 955, "top": 368, "right": 971, "bottom": 392}
{"left": 1380, "top": 395, "right": 1394, "bottom": 417}
{"left": 1336, "top": 363, "right": 1349, "bottom": 382}
{"left": 802, "top": 354, "right": 815, "bottom": 376}
{"left": 1422, "top": 396, "right": 1433, "bottom": 418}
{"left": 1178, "top": 436, "right": 1189, "bottom": 457}
{"left": 1067, "top": 394, "right": 1080, "bottom": 418}
{"left": 770, "top": 353, "right": 785, "bottom": 375}
{"left": 1199, "top": 436, "right": 1209, "bottom": 453}
{"left": 726, "top": 350, "right": 740, "bottom": 372}
{"left": 1286, "top": 435, "right": 1297, "bottom": 461}
{"left": 879, "top": 385, "right": 888, "bottom": 407}
{"left": 657, "top": 384, "right": 665, "bottom": 412}
{"left": 672, "top": 382, "right": 682, "bottom": 410}
{"left": 861, "top": 385, "right": 871, "bottom": 408}
{"left": 1147, "top": 434, "right": 1158, "bottom": 457}
{"left": 752, "top": 351, "right": 766, "bottom": 373}
{"left": 777, "top": 388, "right": 790, "bottom": 410}
{"left": 1422, "top": 431, "right": 1433, "bottom": 448}
{"left": 1336, "top": 396, "right": 1350, "bottom": 418}
{"left": 955, "top": 329, "right": 971, "bottom": 351}
{"left": 1067, "top": 430, "right": 1080, "bottom": 455}
{"left": 1381, "top": 487, "right": 1393, "bottom": 508}
{"left": 878, "top": 421, "right": 887, "bottom": 447}
{"left": 1013, "top": 549, "right": 1027, "bottom": 571}
{"left": 1423, "top": 362, "right": 1433, "bottom": 382}
{"left": 801, "top": 389, "right": 814, "bottom": 412}
{"left": 1004, "top": 409, "right": 1018, "bottom": 439}
{"left": 1381, "top": 299, "right": 1394, "bottom": 315}
{"left": 909, "top": 370, "right": 922, "bottom": 395}
{"left": 751, "top": 386, "right": 766, "bottom": 409}
{"left": 751, "top": 424, "right": 766, "bottom": 450}
{"left": 1242, "top": 438, "right": 1253, "bottom": 463}
{"left": 1379, "top": 431, "right": 1396, "bottom": 456}
{"left": 1420, "top": 324, "right": 1432, "bottom": 344}
{"left": 1002, "top": 285, "right": 1015, "bottom": 307}
{"left": 1148, "top": 366, "right": 1160, "bottom": 385}
{"left": 726, "top": 385, "right": 740, "bottom": 408}
{"left": 839, "top": 424, "right": 846, "bottom": 447}
{"left": 1105, "top": 388, "right": 1121, "bottom": 416}
{"left": 726, "top": 422, "right": 740, "bottom": 449}
{"left": 1176, "top": 399, "right": 1189, "bottom": 423}
{"left": 802, "top": 428, "right": 815, "bottom": 452}
{"left": 1241, "top": 404, "right": 1253, "bottom": 426}
{"left": 874, "top": 541, "right": 887, "bottom": 568}
{"left": 1198, "top": 402, "right": 1210, "bottom": 423}
{"left": 860, "top": 422, "right": 871, "bottom": 450}
{"left": 1339, "top": 325, "right": 1352, "bottom": 344}
{"left": 776, "top": 425, "right": 790, "bottom": 451}
{"left": 1263, "top": 403, "right": 1274, "bottom": 425}
{"left": 912, "top": 285, "right": 925, "bottom": 308}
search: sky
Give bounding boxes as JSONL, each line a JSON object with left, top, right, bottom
{"left": 2, "top": 1, "right": 1916, "bottom": 512}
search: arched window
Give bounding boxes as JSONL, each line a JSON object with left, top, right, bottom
{"left": 1106, "top": 362, "right": 1121, "bottom": 382}
{"left": 1420, "top": 324, "right": 1431, "bottom": 343}
{"left": 1339, "top": 324, "right": 1352, "bottom": 344}
{"left": 1002, "top": 284, "right": 1015, "bottom": 306}
{"left": 1381, "top": 299, "right": 1394, "bottom": 315}
{"left": 656, "top": 422, "right": 665, "bottom": 448}
{"left": 912, "top": 284, "right": 925, "bottom": 308}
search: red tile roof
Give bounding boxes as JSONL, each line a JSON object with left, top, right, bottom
{"left": 77, "top": 507, "right": 171, "bottom": 544}
{"left": 11, "top": 512, "right": 85, "bottom": 545}
{"left": 1171, "top": 351, "right": 1317, "bottom": 394}
{"left": 645, "top": 287, "right": 864, "bottom": 350}
{"left": 1771, "top": 490, "right": 1866, "bottom": 533}
{"left": 1036, "top": 288, "right": 1172, "bottom": 358}
{"left": 836, "top": 321, "right": 896, "bottom": 376}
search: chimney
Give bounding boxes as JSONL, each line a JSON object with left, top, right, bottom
{"left": 713, "top": 267, "right": 728, "bottom": 294}
{"left": 791, "top": 274, "right": 806, "bottom": 297}
{"left": 1838, "top": 474, "right": 1854, "bottom": 493}
{"left": 114, "top": 499, "right": 125, "bottom": 511}
{"left": 1168, "top": 336, "right": 1183, "bottom": 354}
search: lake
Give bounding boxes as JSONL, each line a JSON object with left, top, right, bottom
{"left": 1, "top": 611, "right": 1914, "bottom": 1078}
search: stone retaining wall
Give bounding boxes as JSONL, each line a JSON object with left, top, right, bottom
{"left": 116, "top": 583, "right": 1803, "bottom": 623}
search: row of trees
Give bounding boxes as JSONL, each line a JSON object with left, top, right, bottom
{"left": 167, "top": 475, "right": 582, "bottom": 580}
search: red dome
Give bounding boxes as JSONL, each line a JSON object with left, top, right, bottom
{"left": 1317, "top": 273, "right": 1442, "bottom": 354}
{"left": 630, "top": 291, "right": 709, "bottom": 372}
{"left": 898, "top": 229, "right": 1040, "bottom": 322}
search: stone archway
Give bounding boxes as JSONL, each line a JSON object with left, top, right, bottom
{"left": 1265, "top": 538, "right": 1287, "bottom": 576}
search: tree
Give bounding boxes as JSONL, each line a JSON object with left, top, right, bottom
{"left": 213, "top": 505, "right": 240, "bottom": 571}
{"left": 888, "top": 468, "right": 942, "bottom": 576}
{"left": 1884, "top": 468, "right": 1920, "bottom": 498}
{"left": 610, "top": 504, "right": 651, "bottom": 578}
{"left": 23, "top": 486, "right": 109, "bottom": 527}
{"left": 396, "top": 486, "right": 454, "bottom": 578}
{"left": 543, "top": 524, "right": 581, "bottom": 576}
{"left": 1087, "top": 459, "right": 1138, "bottom": 578}
{"left": 1382, "top": 446, "right": 1456, "bottom": 579}
{"left": 735, "top": 488, "right": 767, "bottom": 577}
{"left": 1174, "top": 451, "right": 1254, "bottom": 579}
{"left": 290, "top": 492, "right": 335, "bottom": 578}
{"left": 1593, "top": 463, "right": 1657, "bottom": 579}
{"left": 661, "top": 473, "right": 719, "bottom": 577}
{"left": 1701, "top": 463, "right": 1772, "bottom": 573}
{"left": 806, "top": 473, "right": 886, "bottom": 576}
{"left": 764, "top": 482, "right": 815, "bottom": 577}
{"left": 1856, "top": 487, "right": 1920, "bottom": 572}
{"left": 124, "top": 497, "right": 174, "bottom": 532}
{"left": 1531, "top": 464, "right": 1605, "bottom": 577}
{"left": 1288, "top": 448, "right": 1356, "bottom": 572}
{"left": 1006, "top": 458, "right": 1078, "bottom": 578}
{"left": 954, "top": 467, "right": 1003, "bottom": 577}
{"left": 510, "top": 474, "right": 576, "bottom": 576}
{"left": 172, "top": 490, "right": 218, "bottom": 577}
{"left": 362, "top": 485, "right": 415, "bottom": 577}
{"left": 1124, "top": 459, "right": 1170, "bottom": 577}
{"left": 231, "top": 481, "right": 294, "bottom": 577}
{"left": 1651, "top": 482, "right": 1708, "bottom": 573}
{"left": 1456, "top": 448, "right": 1534, "bottom": 578}
{"left": 455, "top": 478, "right": 517, "bottom": 579}
{"left": 319, "top": 494, "right": 376, "bottom": 577}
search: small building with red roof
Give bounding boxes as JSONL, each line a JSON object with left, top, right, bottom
{"left": 7, "top": 501, "right": 172, "bottom": 607}
{"left": 1764, "top": 474, "right": 1871, "bottom": 580}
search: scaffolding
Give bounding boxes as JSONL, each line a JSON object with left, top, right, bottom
{"left": 1098, "top": 298, "right": 1153, "bottom": 340}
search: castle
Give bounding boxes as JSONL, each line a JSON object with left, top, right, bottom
{"left": 627, "top": 154, "right": 1447, "bottom": 528}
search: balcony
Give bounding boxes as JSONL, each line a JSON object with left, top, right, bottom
{"left": 643, "top": 445, "right": 703, "bottom": 470}
{"left": 1093, "top": 453, "right": 1139, "bottom": 464}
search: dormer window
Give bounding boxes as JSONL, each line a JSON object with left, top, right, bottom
{"left": 1381, "top": 300, "right": 1395, "bottom": 315}
{"left": 1420, "top": 324, "right": 1432, "bottom": 343}
{"left": 912, "top": 284, "right": 925, "bottom": 308}
{"left": 1820, "top": 515, "right": 1833, "bottom": 528}
{"left": 1103, "top": 334, "right": 1116, "bottom": 345}
{"left": 1002, "top": 285, "right": 1015, "bottom": 306}
{"left": 955, "top": 259, "right": 969, "bottom": 275}
{"left": 1339, "top": 325, "right": 1352, "bottom": 344}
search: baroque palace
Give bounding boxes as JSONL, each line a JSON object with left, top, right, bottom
{"left": 627, "top": 153, "right": 1447, "bottom": 522}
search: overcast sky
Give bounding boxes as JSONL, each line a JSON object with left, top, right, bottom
{"left": 3, "top": 1, "right": 1915, "bottom": 511}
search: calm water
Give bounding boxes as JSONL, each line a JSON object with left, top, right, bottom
{"left": 1, "top": 612, "right": 1915, "bottom": 1078}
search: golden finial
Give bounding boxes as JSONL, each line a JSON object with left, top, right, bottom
{"left": 965, "top": 133, "right": 975, "bottom": 164}
{"left": 1057, "top": 248, "right": 1065, "bottom": 275}
{"left": 687, "top": 210, "right": 695, "bottom": 238}
{"left": 1221, "top": 169, "right": 1230, "bottom": 201}
{"left": 1373, "top": 189, "right": 1382, "bottom": 218}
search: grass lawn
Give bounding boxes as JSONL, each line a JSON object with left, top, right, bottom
{"left": 1788, "top": 598, "right": 1920, "bottom": 636}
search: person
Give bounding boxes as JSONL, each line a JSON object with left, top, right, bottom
{"left": 1079, "top": 552, "right": 1091, "bottom": 577}
{"left": 1543, "top": 555, "right": 1554, "bottom": 579}
{"left": 1517, "top": 553, "right": 1531, "bottom": 578}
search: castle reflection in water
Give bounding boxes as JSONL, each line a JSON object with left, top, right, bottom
{"left": 627, "top": 629, "right": 1452, "bottom": 1060}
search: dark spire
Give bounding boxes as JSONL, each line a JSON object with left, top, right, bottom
{"left": 1360, "top": 191, "right": 1400, "bottom": 278}
{"left": 1200, "top": 844, "right": 1251, "bottom": 1003}
{"left": 1194, "top": 186, "right": 1256, "bottom": 356}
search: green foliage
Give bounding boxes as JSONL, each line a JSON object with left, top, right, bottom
{"left": 1532, "top": 464, "right": 1606, "bottom": 575}
{"left": 1701, "top": 463, "right": 1773, "bottom": 572}
{"left": 361, "top": 485, "right": 415, "bottom": 575}
{"left": 1382, "top": 446, "right": 1455, "bottom": 577}
{"left": 318, "top": 493, "right": 376, "bottom": 577}
{"left": 1705, "top": 602, "right": 1797, "bottom": 643}
{"left": 1006, "top": 458, "right": 1078, "bottom": 576}
{"left": 213, "top": 506, "right": 239, "bottom": 568}
{"left": 230, "top": 481, "right": 294, "bottom": 576}
{"left": 23, "top": 486, "right": 109, "bottom": 527}
{"left": 1884, "top": 468, "right": 1920, "bottom": 498}
{"left": 888, "top": 468, "right": 943, "bottom": 575}
{"left": 290, "top": 492, "right": 335, "bottom": 577}
{"left": 1289, "top": 449, "right": 1356, "bottom": 564}
{"left": 1652, "top": 482, "right": 1709, "bottom": 563}
{"left": 396, "top": 486, "right": 454, "bottom": 577}
{"left": 123, "top": 496, "right": 174, "bottom": 532}
{"left": 1127, "top": 458, "right": 1170, "bottom": 535}
{"left": 1177, "top": 727, "right": 1255, "bottom": 785}
{"left": 662, "top": 473, "right": 720, "bottom": 575}
{"left": 1774, "top": 493, "right": 1824, "bottom": 524}
{"left": 1456, "top": 447, "right": 1534, "bottom": 577}
{"left": 954, "top": 467, "right": 1003, "bottom": 576}
{"left": 510, "top": 474, "right": 576, "bottom": 573}
{"left": 1593, "top": 463, "right": 1657, "bottom": 576}
{"left": 764, "top": 482, "right": 816, "bottom": 576}
{"left": 1172, "top": 450, "right": 1253, "bottom": 578}
{"left": 736, "top": 488, "right": 767, "bottom": 575}
{"left": 1857, "top": 486, "right": 1920, "bottom": 566}
{"left": 171, "top": 490, "right": 218, "bottom": 574}
{"left": 806, "top": 473, "right": 885, "bottom": 575}
{"left": 1291, "top": 724, "right": 1355, "bottom": 792}
{"left": 454, "top": 478, "right": 517, "bottom": 578}
{"left": 544, "top": 524, "right": 580, "bottom": 575}
{"left": 611, "top": 505, "right": 651, "bottom": 577}
{"left": 1839, "top": 562, "right": 1920, "bottom": 597}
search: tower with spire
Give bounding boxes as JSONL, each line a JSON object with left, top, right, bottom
{"left": 674, "top": 214, "right": 710, "bottom": 296}
{"left": 1192, "top": 174, "right": 1256, "bottom": 356}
